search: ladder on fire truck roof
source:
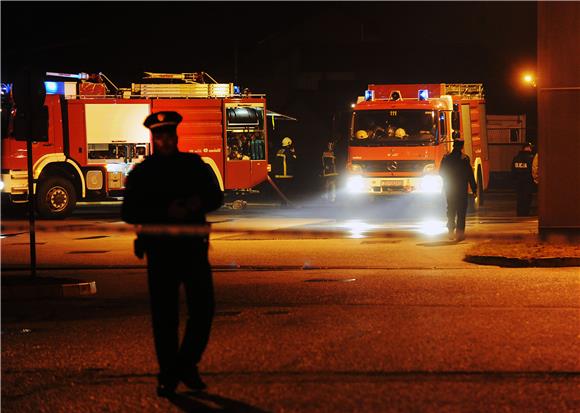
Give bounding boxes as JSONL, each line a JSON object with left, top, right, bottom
{"left": 136, "top": 71, "right": 230, "bottom": 98}
{"left": 143, "top": 71, "right": 219, "bottom": 84}
{"left": 442, "top": 83, "right": 484, "bottom": 99}
{"left": 45, "top": 71, "right": 264, "bottom": 99}
{"left": 133, "top": 71, "right": 264, "bottom": 99}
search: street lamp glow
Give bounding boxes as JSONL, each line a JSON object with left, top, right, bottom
{"left": 522, "top": 73, "right": 536, "bottom": 87}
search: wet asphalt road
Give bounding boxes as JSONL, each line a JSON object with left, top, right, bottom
{"left": 4, "top": 191, "right": 578, "bottom": 413}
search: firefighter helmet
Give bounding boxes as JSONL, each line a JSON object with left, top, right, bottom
{"left": 355, "top": 130, "right": 368, "bottom": 139}
{"left": 395, "top": 128, "right": 407, "bottom": 139}
{"left": 282, "top": 137, "right": 293, "bottom": 147}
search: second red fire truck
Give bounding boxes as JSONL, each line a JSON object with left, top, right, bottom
{"left": 1, "top": 72, "right": 271, "bottom": 218}
{"left": 345, "top": 83, "right": 489, "bottom": 207}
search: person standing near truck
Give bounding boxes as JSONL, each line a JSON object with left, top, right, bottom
{"left": 273, "top": 137, "right": 297, "bottom": 206}
{"left": 122, "top": 111, "right": 223, "bottom": 397}
{"left": 439, "top": 139, "right": 478, "bottom": 242}
{"left": 321, "top": 140, "right": 338, "bottom": 202}
{"left": 511, "top": 142, "right": 535, "bottom": 216}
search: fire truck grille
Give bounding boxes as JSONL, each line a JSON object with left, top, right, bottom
{"left": 352, "top": 160, "right": 433, "bottom": 173}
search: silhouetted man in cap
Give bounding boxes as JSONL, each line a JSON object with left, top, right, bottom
{"left": 122, "top": 111, "right": 223, "bottom": 397}
{"left": 439, "top": 139, "right": 477, "bottom": 241}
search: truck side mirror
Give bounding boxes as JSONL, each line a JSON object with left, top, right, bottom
{"left": 451, "top": 111, "right": 460, "bottom": 132}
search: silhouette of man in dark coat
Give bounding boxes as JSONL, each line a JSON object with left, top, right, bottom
{"left": 439, "top": 139, "right": 477, "bottom": 241}
{"left": 511, "top": 143, "right": 535, "bottom": 216}
{"left": 121, "top": 111, "right": 223, "bottom": 397}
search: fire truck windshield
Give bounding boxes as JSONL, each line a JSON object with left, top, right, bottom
{"left": 351, "top": 109, "right": 439, "bottom": 146}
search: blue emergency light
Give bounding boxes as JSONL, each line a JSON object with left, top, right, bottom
{"left": 1, "top": 83, "right": 11, "bottom": 95}
{"left": 234, "top": 85, "right": 241, "bottom": 95}
{"left": 418, "top": 89, "right": 429, "bottom": 101}
{"left": 45, "top": 81, "right": 65, "bottom": 95}
{"left": 364, "top": 90, "right": 374, "bottom": 101}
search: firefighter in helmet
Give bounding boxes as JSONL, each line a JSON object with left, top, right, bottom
{"left": 322, "top": 140, "right": 338, "bottom": 202}
{"left": 273, "top": 137, "right": 297, "bottom": 206}
{"left": 395, "top": 128, "right": 408, "bottom": 139}
{"left": 355, "top": 130, "right": 369, "bottom": 140}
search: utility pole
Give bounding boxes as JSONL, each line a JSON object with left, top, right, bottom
{"left": 12, "top": 68, "right": 48, "bottom": 278}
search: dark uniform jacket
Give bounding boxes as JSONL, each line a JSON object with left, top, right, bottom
{"left": 511, "top": 150, "right": 535, "bottom": 187}
{"left": 121, "top": 152, "right": 223, "bottom": 249}
{"left": 439, "top": 150, "right": 477, "bottom": 197}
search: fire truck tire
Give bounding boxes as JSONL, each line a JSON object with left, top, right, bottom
{"left": 476, "top": 168, "right": 485, "bottom": 207}
{"left": 36, "top": 177, "right": 77, "bottom": 219}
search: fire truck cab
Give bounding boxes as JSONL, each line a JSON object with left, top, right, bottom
{"left": 1, "top": 72, "right": 269, "bottom": 218}
{"left": 345, "top": 83, "right": 488, "bottom": 206}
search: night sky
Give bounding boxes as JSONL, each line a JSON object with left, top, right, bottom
{"left": 2, "top": 1, "right": 538, "bottom": 184}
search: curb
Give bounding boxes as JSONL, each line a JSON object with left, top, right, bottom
{"left": 1, "top": 278, "right": 97, "bottom": 300}
{"left": 464, "top": 255, "right": 580, "bottom": 268}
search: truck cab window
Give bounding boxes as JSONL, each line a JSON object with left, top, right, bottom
{"left": 351, "top": 109, "right": 438, "bottom": 146}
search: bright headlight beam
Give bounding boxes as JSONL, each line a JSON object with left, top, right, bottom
{"left": 346, "top": 175, "right": 366, "bottom": 194}
{"left": 338, "top": 220, "right": 376, "bottom": 239}
{"left": 417, "top": 175, "right": 443, "bottom": 193}
{"left": 416, "top": 219, "right": 448, "bottom": 236}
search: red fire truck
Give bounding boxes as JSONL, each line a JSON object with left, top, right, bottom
{"left": 1, "top": 72, "right": 270, "bottom": 218}
{"left": 345, "top": 83, "right": 489, "bottom": 206}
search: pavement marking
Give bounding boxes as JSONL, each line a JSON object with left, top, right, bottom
{"left": 9, "top": 242, "right": 47, "bottom": 245}
{"left": 361, "top": 240, "right": 401, "bottom": 244}
{"left": 0, "top": 232, "right": 26, "bottom": 238}
{"left": 264, "top": 310, "right": 290, "bottom": 315}
{"left": 215, "top": 311, "right": 242, "bottom": 317}
{"left": 67, "top": 250, "right": 111, "bottom": 254}
{"left": 73, "top": 235, "right": 111, "bottom": 240}
{"left": 304, "top": 278, "right": 357, "bottom": 283}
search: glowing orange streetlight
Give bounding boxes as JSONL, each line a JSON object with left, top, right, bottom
{"left": 522, "top": 72, "right": 537, "bottom": 87}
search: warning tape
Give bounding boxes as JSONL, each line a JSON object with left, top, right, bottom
{"left": 0, "top": 221, "right": 538, "bottom": 240}
{"left": 0, "top": 222, "right": 379, "bottom": 238}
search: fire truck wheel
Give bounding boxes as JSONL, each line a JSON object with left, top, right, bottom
{"left": 476, "top": 168, "right": 485, "bottom": 207}
{"left": 36, "top": 177, "right": 77, "bottom": 219}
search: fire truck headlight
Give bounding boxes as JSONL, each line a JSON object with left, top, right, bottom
{"left": 349, "top": 163, "right": 363, "bottom": 174}
{"left": 422, "top": 163, "right": 436, "bottom": 174}
{"left": 346, "top": 175, "right": 366, "bottom": 194}
{"left": 0, "top": 180, "right": 4, "bottom": 191}
{"left": 418, "top": 175, "right": 443, "bottom": 193}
